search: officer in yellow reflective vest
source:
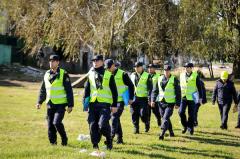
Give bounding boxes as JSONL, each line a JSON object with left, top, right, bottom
{"left": 105, "top": 59, "right": 134, "bottom": 144}
{"left": 36, "top": 54, "right": 74, "bottom": 146}
{"left": 151, "top": 65, "right": 181, "bottom": 140}
{"left": 83, "top": 55, "right": 118, "bottom": 150}
{"left": 179, "top": 63, "right": 203, "bottom": 135}
{"left": 147, "top": 64, "right": 161, "bottom": 128}
{"left": 130, "top": 62, "right": 152, "bottom": 134}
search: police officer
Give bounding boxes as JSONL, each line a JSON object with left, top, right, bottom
{"left": 212, "top": 71, "right": 238, "bottom": 129}
{"left": 236, "top": 91, "right": 240, "bottom": 129}
{"left": 83, "top": 55, "right": 118, "bottom": 150}
{"left": 151, "top": 65, "right": 181, "bottom": 140}
{"left": 36, "top": 54, "right": 74, "bottom": 146}
{"left": 130, "top": 62, "right": 152, "bottom": 134}
{"left": 105, "top": 59, "right": 134, "bottom": 144}
{"left": 179, "top": 63, "right": 203, "bottom": 135}
{"left": 194, "top": 77, "right": 207, "bottom": 127}
{"left": 147, "top": 64, "right": 161, "bottom": 128}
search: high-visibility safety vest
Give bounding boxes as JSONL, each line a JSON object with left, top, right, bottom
{"left": 158, "top": 75, "right": 176, "bottom": 103}
{"left": 88, "top": 70, "right": 113, "bottom": 104}
{"left": 180, "top": 71, "right": 198, "bottom": 100}
{"left": 131, "top": 72, "right": 149, "bottom": 97}
{"left": 44, "top": 69, "right": 67, "bottom": 104}
{"left": 151, "top": 73, "right": 160, "bottom": 87}
{"left": 114, "top": 69, "right": 128, "bottom": 102}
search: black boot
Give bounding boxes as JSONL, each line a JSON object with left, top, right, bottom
{"left": 106, "top": 139, "right": 113, "bottom": 150}
{"left": 93, "top": 144, "right": 99, "bottom": 149}
{"left": 61, "top": 137, "right": 68, "bottom": 146}
{"left": 116, "top": 138, "right": 124, "bottom": 144}
{"left": 169, "top": 130, "right": 175, "bottom": 137}
{"left": 133, "top": 127, "right": 139, "bottom": 134}
{"left": 182, "top": 127, "right": 187, "bottom": 134}
{"left": 145, "top": 124, "right": 150, "bottom": 132}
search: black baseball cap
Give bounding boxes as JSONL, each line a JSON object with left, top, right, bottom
{"left": 184, "top": 62, "right": 194, "bottom": 68}
{"left": 134, "top": 61, "right": 143, "bottom": 67}
{"left": 104, "top": 59, "right": 114, "bottom": 69}
{"left": 164, "top": 65, "right": 171, "bottom": 71}
{"left": 49, "top": 54, "right": 60, "bottom": 61}
{"left": 91, "top": 55, "right": 103, "bottom": 61}
{"left": 147, "top": 64, "right": 156, "bottom": 68}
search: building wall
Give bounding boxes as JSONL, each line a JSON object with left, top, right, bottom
{"left": 0, "top": 44, "right": 11, "bottom": 65}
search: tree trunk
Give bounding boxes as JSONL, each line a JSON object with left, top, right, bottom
{"left": 233, "top": 59, "right": 240, "bottom": 79}
{"left": 208, "top": 60, "right": 214, "bottom": 79}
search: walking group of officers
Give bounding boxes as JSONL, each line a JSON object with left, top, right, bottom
{"left": 36, "top": 54, "right": 240, "bottom": 150}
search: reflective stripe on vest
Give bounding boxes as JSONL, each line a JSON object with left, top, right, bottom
{"left": 180, "top": 71, "right": 197, "bottom": 100}
{"left": 114, "top": 69, "right": 127, "bottom": 102}
{"left": 158, "top": 75, "right": 176, "bottom": 103}
{"left": 44, "top": 69, "right": 68, "bottom": 104}
{"left": 131, "top": 72, "right": 149, "bottom": 97}
{"left": 89, "top": 70, "right": 113, "bottom": 104}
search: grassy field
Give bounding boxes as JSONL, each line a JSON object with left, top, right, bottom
{"left": 0, "top": 80, "right": 240, "bottom": 159}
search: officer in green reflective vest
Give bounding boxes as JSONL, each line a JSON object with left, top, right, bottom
{"left": 36, "top": 54, "right": 74, "bottom": 146}
{"left": 179, "top": 63, "right": 203, "bottom": 135}
{"left": 83, "top": 55, "right": 118, "bottom": 150}
{"left": 147, "top": 64, "right": 161, "bottom": 129}
{"left": 151, "top": 65, "right": 181, "bottom": 140}
{"left": 105, "top": 59, "right": 134, "bottom": 144}
{"left": 130, "top": 62, "right": 152, "bottom": 134}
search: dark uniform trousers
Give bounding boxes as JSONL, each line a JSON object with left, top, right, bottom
{"left": 194, "top": 103, "right": 201, "bottom": 125}
{"left": 179, "top": 98, "right": 195, "bottom": 130}
{"left": 218, "top": 103, "right": 231, "bottom": 127}
{"left": 237, "top": 105, "right": 240, "bottom": 127}
{"left": 130, "top": 99, "right": 149, "bottom": 129}
{"left": 47, "top": 105, "right": 67, "bottom": 144}
{"left": 88, "top": 103, "right": 111, "bottom": 145}
{"left": 148, "top": 104, "right": 161, "bottom": 127}
{"left": 111, "top": 102, "right": 124, "bottom": 139}
{"left": 158, "top": 102, "right": 174, "bottom": 132}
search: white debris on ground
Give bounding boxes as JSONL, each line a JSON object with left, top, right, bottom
{"left": 89, "top": 151, "right": 106, "bottom": 158}
{"left": 79, "top": 149, "right": 88, "bottom": 153}
{"left": 77, "top": 134, "right": 90, "bottom": 141}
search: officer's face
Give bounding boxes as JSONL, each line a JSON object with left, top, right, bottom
{"left": 49, "top": 60, "right": 59, "bottom": 70}
{"left": 185, "top": 67, "right": 192, "bottom": 73}
{"left": 148, "top": 67, "right": 155, "bottom": 74}
{"left": 135, "top": 66, "right": 143, "bottom": 74}
{"left": 93, "top": 59, "right": 104, "bottom": 68}
{"left": 109, "top": 64, "right": 115, "bottom": 73}
{"left": 164, "top": 70, "right": 170, "bottom": 78}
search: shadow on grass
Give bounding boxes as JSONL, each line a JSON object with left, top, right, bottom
{"left": 197, "top": 130, "right": 240, "bottom": 139}
{"left": 151, "top": 144, "right": 234, "bottom": 159}
{"left": 183, "top": 136, "right": 240, "bottom": 147}
{"left": 0, "top": 80, "right": 23, "bottom": 87}
{"left": 115, "top": 149, "right": 176, "bottom": 159}
{"left": 119, "top": 142, "right": 234, "bottom": 159}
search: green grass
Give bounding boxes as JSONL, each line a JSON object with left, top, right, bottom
{"left": 0, "top": 81, "right": 240, "bottom": 159}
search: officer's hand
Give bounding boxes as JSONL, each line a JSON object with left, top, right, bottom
{"left": 111, "top": 107, "right": 118, "bottom": 113}
{"left": 199, "top": 98, "right": 202, "bottom": 104}
{"left": 148, "top": 101, "right": 151, "bottom": 106}
{"left": 36, "top": 104, "right": 41, "bottom": 109}
{"left": 67, "top": 107, "right": 73, "bottom": 113}
{"left": 151, "top": 102, "right": 155, "bottom": 107}
{"left": 128, "top": 100, "right": 133, "bottom": 105}
{"left": 233, "top": 104, "right": 238, "bottom": 113}
{"left": 174, "top": 105, "right": 179, "bottom": 109}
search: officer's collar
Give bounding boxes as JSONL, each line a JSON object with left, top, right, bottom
{"left": 113, "top": 68, "right": 118, "bottom": 75}
{"left": 186, "top": 72, "right": 192, "bottom": 77}
{"left": 50, "top": 67, "right": 60, "bottom": 74}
